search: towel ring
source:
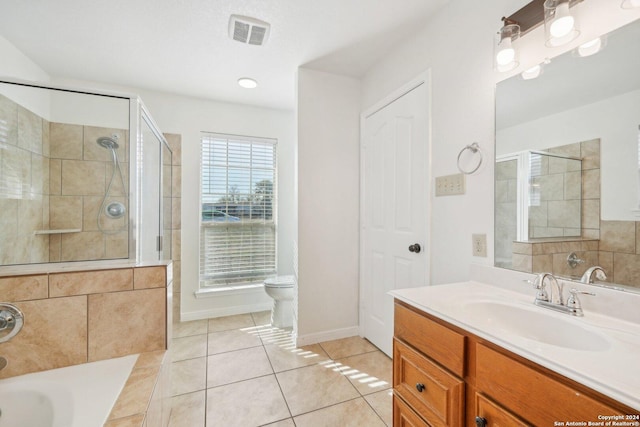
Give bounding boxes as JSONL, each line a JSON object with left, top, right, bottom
{"left": 457, "top": 142, "right": 482, "bottom": 175}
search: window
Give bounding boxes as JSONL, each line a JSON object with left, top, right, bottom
{"left": 200, "top": 133, "right": 276, "bottom": 288}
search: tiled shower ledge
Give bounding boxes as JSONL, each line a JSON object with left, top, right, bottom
{"left": 0, "top": 259, "right": 172, "bottom": 277}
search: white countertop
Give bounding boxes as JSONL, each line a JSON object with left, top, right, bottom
{"left": 390, "top": 281, "right": 640, "bottom": 411}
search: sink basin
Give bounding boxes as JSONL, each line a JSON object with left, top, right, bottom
{"left": 463, "top": 301, "right": 610, "bottom": 351}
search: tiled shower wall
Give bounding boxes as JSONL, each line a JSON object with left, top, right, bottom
{"left": 164, "top": 133, "right": 182, "bottom": 320}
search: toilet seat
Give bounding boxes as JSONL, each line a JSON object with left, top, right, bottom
{"left": 264, "top": 275, "right": 294, "bottom": 288}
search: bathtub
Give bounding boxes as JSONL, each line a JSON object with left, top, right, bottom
{"left": 0, "top": 354, "right": 137, "bottom": 427}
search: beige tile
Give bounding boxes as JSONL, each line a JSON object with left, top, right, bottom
{"left": 263, "top": 419, "right": 295, "bottom": 427}
{"left": 61, "top": 159, "right": 105, "bottom": 196}
{"left": 511, "top": 253, "right": 532, "bottom": 273}
{"left": 50, "top": 122, "right": 83, "bottom": 160}
{"left": 564, "top": 171, "right": 582, "bottom": 200}
{"left": 85, "top": 196, "right": 127, "bottom": 233}
{"left": 583, "top": 199, "right": 600, "bottom": 230}
{"left": 511, "top": 242, "right": 532, "bottom": 255}
{"left": 365, "top": 389, "right": 394, "bottom": 426}
{"left": 172, "top": 165, "right": 181, "bottom": 197}
{"left": 637, "top": 222, "right": 640, "bottom": 255}
{"left": 207, "top": 329, "right": 262, "bottom": 355}
{"left": 600, "top": 221, "right": 636, "bottom": 253}
{"left": 49, "top": 233, "right": 62, "bottom": 261}
{"left": 31, "top": 153, "right": 48, "bottom": 195}
{"left": 319, "top": 336, "right": 378, "bottom": 360}
{"left": 88, "top": 288, "right": 165, "bottom": 361}
{"left": 532, "top": 254, "right": 553, "bottom": 273}
{"left": 49, "top": 195, "right": 82, "bottom": 230}
{"left": 294, "top": 397, "right": 386, "bottom": 427}
{"left": 172, "top": 260, "right": 182, "bottom": 294}
{"left": 109, "top": 366, "right": 160, "bottom": 420}
{"left": 205, "top": 375, "right": 290, "bottom": 427}
{"left": 172, "top": 197, "right": 181, "bottom": 230}
{"left": 613, "top": 253, "right": 640, "bottom": 288}
{"left": 42, "top": 119, "right": 50, "bottom": 157}
{"left": 207, "top": 313, "right": 254, "bottom": 332}
{"left": 164, "top": 133, "right": 182, "bottom": 166}
{"left": 50, "top": 268, "right": 133, "bottom": 297}
{"left": 106, "top": 162, "right": 129, "bottom": 196}
{"left": 105, "top": 231, "right": 130, "bottom": 259}
{"left": 0, "top": 274, "right": 48, "bottom": 301}
{"left": 134, "top": 266, "right": 166, "bottom": 290}
{"left": 0, "top": 296, "right": 87, "bottom": 378}
{"left": 168, "top": 391, "right": 205, "bottom": 427}
{"left": 276, "top": 362, "right": 360, "bottom": 416}
{"left": 0, "top": 94, "right": 18, "bottom": 146}
{"left": 171, "top": 357, "right": 207, "bottom": 396}
{"left": 135, "top": 350, "right": 167, "bottom": 369}
{"left": 104, "top": 414, "right": 145, "bottom": 427}
{"left": 582, "top": 169, "right": 600, "bottom": 200}
{"left": 17, "top": 105, "right": 43, "bottom": 154}
{"left": 173, "top": 334, "right": 208, "bottom": 362}
{"left": 60, "top": 231, "right": 105, "bottom": 261}
{"left": 264, "top": 342, "right": 330, "bottom": 373}
{"left": 251, "top": 310, "right": 272, "bottom": 326}
{"left": 207, "top": 346, "right": 273, "bottom": 388}
{"left": 3, "top": 145, "right": 31, "bottom": 193}
{"left": 255, "top": 325, "right": 295, "bottom": 346}
{"left": 581, "top": 139, "right": 600, "bottom": 170}
{"left": 49, "top": 158, "right": 62, "bottom": 195}
{"left": 336, "top": 351, "right": 392, "bottom": 395}
{"left": 173, "top": 319, "right": 208, "bottom": 338}
{"left": 171, "top": 229, "right": 181, "bottom": 261}
{"left": 598, "top": 252, "right": 614, "bottom": 282}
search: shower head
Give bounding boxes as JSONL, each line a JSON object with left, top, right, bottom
{"left": 97, "top": 136, "right": 119, "bottom": 150}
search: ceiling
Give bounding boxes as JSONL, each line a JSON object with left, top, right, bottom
{"left": 0, "top": 0, "right": 449, "bottom": 110}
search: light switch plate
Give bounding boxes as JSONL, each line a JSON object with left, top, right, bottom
{"left": 472, "top": 234, "right": 487, "bottom": 257}
{"left": 435, "top": 173, "right": 465, "bottom": 196}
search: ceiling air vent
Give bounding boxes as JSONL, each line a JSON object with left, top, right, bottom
{"left": 229, "top": 15, "right": 270, "bottom": 46}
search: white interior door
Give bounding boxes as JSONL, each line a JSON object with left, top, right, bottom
{"left": 360, "top": 79, "right": 429, "bottom": 356}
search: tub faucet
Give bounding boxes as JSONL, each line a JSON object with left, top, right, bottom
{"left": 580, "top": 266, "right": 606, "bottom": 284}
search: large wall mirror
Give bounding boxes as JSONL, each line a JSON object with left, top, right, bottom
{"left": 495, "top": 17, "right": 640, "bottom": 291}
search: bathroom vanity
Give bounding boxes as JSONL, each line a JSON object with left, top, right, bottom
{"left": 390, "top": 280, "right": 640, "bottom": 426}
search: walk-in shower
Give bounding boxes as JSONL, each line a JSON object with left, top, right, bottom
{"left": 0, "top": 78, "right": 172, "bottom": 265}
{"left": 97, "top": 135, "right": 128, "bottom": 232}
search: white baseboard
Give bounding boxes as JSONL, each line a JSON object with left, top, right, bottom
{"left": 180, "top": 302, "right": 273, "bottom": 322}
{"left": 295, "top": 325, "right": 361, "bottom": 347}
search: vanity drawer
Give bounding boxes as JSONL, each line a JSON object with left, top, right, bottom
{"left": 394, "top": 302, "right": 465, "bottom": 376}
{"left": 394, "top": 339, "right": 464, "bottom": 427}
{"left": 474, "top": 393, "right": 531, "bottom": 427}
{"left": 476, "top": 343, "right": 626, "bottom": 425}
{"left": 394, "top": 393, "right": 431, "bottom": 427}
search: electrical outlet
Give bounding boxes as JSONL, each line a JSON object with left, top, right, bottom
{"left": 472, "top": 234, "right": 487, "bottom": 257}
{"left": 435, "top": 173, "right": 465, "bottom": 196}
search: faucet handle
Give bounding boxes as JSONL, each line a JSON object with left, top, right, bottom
{"left": 566, "top": 288, "right": 595, "bottom": 309}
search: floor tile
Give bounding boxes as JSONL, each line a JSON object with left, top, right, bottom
{"left": 319, "top": 336, "right": 378, "bottom": 359}
{"left": 337, "top": 351, "right": 392, "bottom": 395}
{"left": 261, "top": 419, "right": 295, "bottom": 427}
{"left": 170, "top": 357, "right": 206, "bottom": 396}
{"left": 252, "top": 325, "right": 294, "bottom": 346}
{"left": 293, "top": 397, "right": 386, "bottom": 427}
{"left": 276, "top": 362, "right": 359, "bottom": 416}
{"left": 172, "top": 319, "right": 208, "bottom": 338}
{"left": 207, "top": 346, "right": 273, "bottom": 388}
{"left": 207, "top": 329, "right": 262, "bottom": 355}
{"left": 264, "top": 342, "right": 331, "bottom": 373}
{"left": 205, "top": 375, "right": 290, "bottom": 427}
{"left": 251, "top": 310, "right": 272, "bottom": 326}
{"left": 168, "top": 391, "right": 205, "bottom": 427}
{"left": 172, "top": 334, "right": 208, "bottom": 362}
{"left": 207, "top": 313, "right": 254, "bottom": 332}
{"left": 364, "top": 389, "right": 393, "bottom": 426}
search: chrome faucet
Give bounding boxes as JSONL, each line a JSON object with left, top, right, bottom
{"left": 0, "top": 303, "right": 24, "bottom": 343}
{"left": 530, "top": 272, "right": 594, "bottom": 317}
{"left": 580, "top": 266, "right": 607, "bottom": 284}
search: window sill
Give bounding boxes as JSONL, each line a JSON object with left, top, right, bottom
{"left": 194, "top": 283, "right": 264, "bottom": 299}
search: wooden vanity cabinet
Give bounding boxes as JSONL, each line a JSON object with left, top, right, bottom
{"left": 392, "top": 300, "right": 637, "bottom": 427}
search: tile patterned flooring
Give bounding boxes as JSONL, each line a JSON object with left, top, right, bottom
{"left": 168, "top": 311, "right": 392, "bottom": 427}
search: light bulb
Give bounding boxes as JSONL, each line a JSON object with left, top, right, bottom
{"left": 521, "top": 65, "right": 542, "bottom": 80}
{"left": 550, "top": 2, "right": 575, "bottom": 38}
{"left": 577, "top": 38, "right": 602, "bottom": 57}
{"left": 238, "top": 77, "right": 258, "bottom": 89}
{"left": 496, "top": 37, "right": 515, "bottom": 66}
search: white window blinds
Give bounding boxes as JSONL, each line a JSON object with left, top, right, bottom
{"left": 200, "top": 133, "right": 277, "bottom": 287}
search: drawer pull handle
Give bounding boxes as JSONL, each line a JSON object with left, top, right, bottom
{"left": 415, "top": 383, "right": 425, "bottom": 392}
{"left": 475, "top": 416, "right": 487, "bottom": 427}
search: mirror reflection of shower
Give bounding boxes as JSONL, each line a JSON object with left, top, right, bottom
{"left": 97, "top": 135, "right": 127, "bottom": 234}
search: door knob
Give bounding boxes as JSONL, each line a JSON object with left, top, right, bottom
{"left": 408, "top": 243, "right": 421, "bottom": 253}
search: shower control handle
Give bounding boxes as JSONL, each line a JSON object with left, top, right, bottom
{"left": 408, "top": 243, "right": 421, "bottom": 254}
{"left": 0, "top": 303, "right": 24, "bottom": 343}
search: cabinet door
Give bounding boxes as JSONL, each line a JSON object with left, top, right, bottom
{"left": 394, "top": 394, "right": 431, "bottom": 427}
{"left": 394, "top": 339, "right": 464, "bottom": 427}
{"left": 474, "top": 393, "right": 531, "bottom": 427}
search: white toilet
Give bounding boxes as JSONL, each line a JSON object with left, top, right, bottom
{"left": 263, "top": 275, "right": 295, "bottom": 328}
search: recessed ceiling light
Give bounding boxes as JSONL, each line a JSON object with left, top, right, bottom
{"left": 238, "top": 77, "right": 258, "bottom": 89}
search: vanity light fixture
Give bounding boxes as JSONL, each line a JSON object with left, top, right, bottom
{"left": 621, "top": 0, "right": 640, "bottom": 9}
{"left": 521, "top": 64, "right": 543, "bottom": 80}
{"left": 575, "top": 37, "right": 605, "bottom": 57}
{"left": 544, "top": 0, "right": 580, "bottom": 47}
{"left": 495, "top": 20, "right": 520, "bottom": 72}
{"left": 238, "top": 77, "right": 258, "bottom": 89}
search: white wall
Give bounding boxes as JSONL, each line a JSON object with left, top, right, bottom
{"left": 497, "top": 89, "right": 640, "bottom": 221}
{"left": 296, "top": 68, "right": 361, "bottom": 343}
